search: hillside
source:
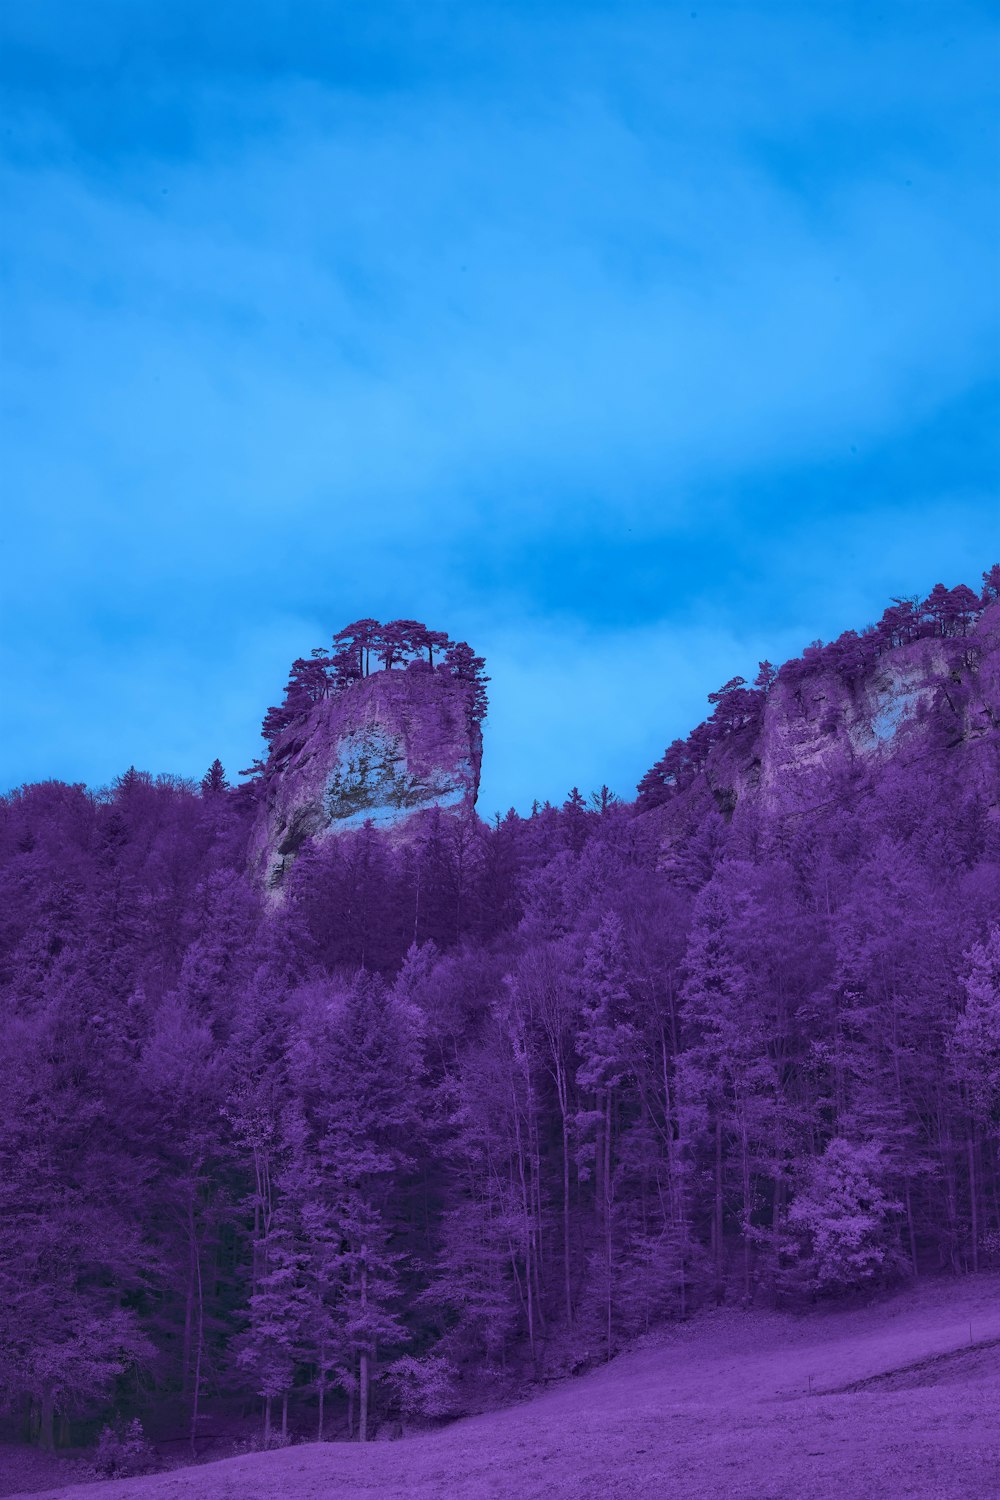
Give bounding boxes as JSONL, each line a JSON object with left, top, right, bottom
{"left": 2, "top": 571, "right": 999, "bottom": 1468}
{"left": 12, "top": 1277, "right": 1000, "bottom": 1500}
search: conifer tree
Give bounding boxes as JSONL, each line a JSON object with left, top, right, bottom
{"left": 575, "top": 913, "right": 637, "bottom": 1355}
{"left": 200, "top": 759, "right": 229, "bottom": 796}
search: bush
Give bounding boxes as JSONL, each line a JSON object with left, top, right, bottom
{"left": 230, "top": 1429, "right": 293, "bottom": 1455}
{"left": 785, "top": 1138, "right": 903, "bottom": 1295}
{"left": 93, "top": 1417, "right": 157, "bottom": 1478}
{"left": 386, "top": 1354, "right": 457, "bottom": 1421}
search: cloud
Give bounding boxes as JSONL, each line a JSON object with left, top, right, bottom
{"left": 1, "top": 1, "right": 997, "bottom": 804}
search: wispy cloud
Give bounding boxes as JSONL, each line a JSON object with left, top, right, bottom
{"left": 1, "top": 2, "right": 997, "bottom": 806}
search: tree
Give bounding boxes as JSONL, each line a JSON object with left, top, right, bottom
{"left": 922, "top": 582, "right": 980, "bottom": 638}
{"left": 678, "top": 865, "right": 776, "bottom": 1300}
{"left": 562, "top": 787, "right": 591, "bottom": 853}
{"left": 951, "top": 925, "right": 1000, "bottom": 1128}
{"left": 707, "top": 676, "right": 747, "bottom": 704}
{"left": 786, "top": 1139, "right": 902, "bottom": 1295}
{"left": 575, "top": 913, "right": 637, "bottom": 1357}
{"left": 636, "top": 739, "right": 686, "bottom": 809}
{"left": 946, "top": 584, "right": 981, "bottom": 636}
{"left": 113, "top": 765, "right": 152, "bottom": 799}
{"left": 333, "top": 619, "right": 381, "bottom": 683}
{"left": 375, "top": 620, "right": 415, "bottom": 671}
{"left": 287, "top": 975, "right": 424, "bottom": 1439}
{"left": 2, "top": 564, "right": 999, "bottom": 1451}
{"left": 235, "top": 1224, "right": 308, "bottom": 1444}
{"left": 754, "top": 661, "right": 777, "bottom": 694}
{"left": 0, "top": 1006, "right": 156, "bottom": 1448}
{"left": 140, "top": 994, "right": 228, "bottom": 1455}
{"left": 948, "top": 927, "right": 1000, "bottom": 1273}
{"left": 377, "top": 619, "right": 447, "bottom": 671}
{"left": 826, "top": 630, "right": 870, "bottom": 680}
{"left": 423, "top": 628, "right": 451, "bottom": 669}
{"left": 444, "top": 642, "right": 489, "bottom": 725}
{"left": 200, "top": 759, "right": 229, "bottom": 796}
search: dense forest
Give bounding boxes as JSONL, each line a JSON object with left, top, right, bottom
{"left": 1, "top": 569, "right": 999, "bottom": 1461}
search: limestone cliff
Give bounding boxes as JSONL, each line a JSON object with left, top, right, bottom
{"left": 249, "top": 665, "right": 482, "bottom": 890}
{"left": 752, "top": 620, "right": 999, "bottom": 815}
{"left": 641, "top": 600, "right": 1000, "bottom": 866}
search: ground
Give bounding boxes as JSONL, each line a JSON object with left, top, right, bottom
{"left": 7, "top": 1276, "right": 1000, "bottom": 1500}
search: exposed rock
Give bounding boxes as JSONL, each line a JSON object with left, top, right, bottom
{"left": 249, "top": 666, "right": 482, "bottom": 890}
{"left": 644, "top": 601, "right": 1000, "bottom": 868}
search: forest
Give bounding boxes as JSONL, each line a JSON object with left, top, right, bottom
{"left": 1, "top": 568, "right": 999, "bottom": 1462}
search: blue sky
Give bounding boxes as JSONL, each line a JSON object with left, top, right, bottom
{"left": 1, "top": 1, "right": 998, "bottom": 815}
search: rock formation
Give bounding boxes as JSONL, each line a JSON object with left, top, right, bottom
{"left": 640, "top": 599, "right": 1000, "bottom": 867}
{"left": 249, "top": 664, "right": 482, "bottom": 890}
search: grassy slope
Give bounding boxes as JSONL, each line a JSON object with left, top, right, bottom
{"left": 15, "top": 1276, "right": 1000, "bottom": 1500}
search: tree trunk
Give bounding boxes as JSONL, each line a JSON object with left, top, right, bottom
{"left": 529, "top": 1106, "right": 546, "bottom": 1333}
{"left": 605, "top": 1088, "right": 614, "bottom": 1360}
{"left": 738, "top": 1100, "right": 752, "bottom": 1299}
{"left": 359, "top": 1253, "right": 369, "bottom": 1443}
{"left": 659, "top": 1025, "right": 681, "bottom": 1229}
{"left": 968, "top": 1131, "right": 979, "bottom": 1273}
{"left": 189, "top": 1206, "right": 204, "bottom": 1459}
{"left": 359, "top": 1351, "right": 369, "bottom": 1443}
{"left": 561, "top": 1102, "right": 572, "bottom": 1325}
{"left": 511, "top": 1101, "right": 536, "bottom": 1363}
{"left": 281, "top": 1392, "right": 288, "bottom": 1441}
{"left": 713, "top": 1112, "right": 724, "bottom": 1302}
{"left": 594, "top": 1093, "right": 606, "bottom": 1225}
{"left": 39, "top": 1390, "right": 54, "bottom": 1453}
{"left": 263, "top": 1395, "right": 272, "bottom": 1447}
{"left": 181, "top": 1253, "right": 194, "bottom": 1399}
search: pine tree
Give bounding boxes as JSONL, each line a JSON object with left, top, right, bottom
{"left": 678, "top": 865, "right": 776, "bottom": 1300}
{"left": 287, "top": 974, "right": 424, "bottom": 1439}
{"left": 235, "top": 1221, "right": 309, "bottom": 1444}
{"left": 575, "top": 913, "right": 637, "bottom": 1355}
{"left": 200, "top": 759, "right": 229, "bottom": 796}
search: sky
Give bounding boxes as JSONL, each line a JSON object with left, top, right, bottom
{"left": 1, "top": 1, "right": 998, "bottom": 816}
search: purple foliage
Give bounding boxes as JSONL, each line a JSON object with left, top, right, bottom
{"left": 0, "top": 573, "right": 998, "bottom": 1454}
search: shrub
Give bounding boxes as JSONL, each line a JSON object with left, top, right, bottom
{"left": 386, "top": 1354, "right": 457, "bottom": 1421}
{"left": 93, "top": 1417, "right": 157, "bottom": 1478}
{"left": 786, "top": 1138, "right": 903, "bottom": 1294}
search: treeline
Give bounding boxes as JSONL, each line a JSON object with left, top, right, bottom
{"left": 0, "top": 578, "right": 998, "bottom": 1457}
{"left": 260, "top": 620, "right": 488, "bottom": 750}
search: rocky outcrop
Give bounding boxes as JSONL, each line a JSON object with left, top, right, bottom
{"left": 754, "top": 625, "right": 998, "bottom": 816}
{"left": 644, "top": 601, "right": 1000, "bottom": 863}
{"left": 249, "top": 665, "right": 482, "bottom": 890}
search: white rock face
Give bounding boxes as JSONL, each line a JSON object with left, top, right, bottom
{"left": 248, "top": 667, "right": 482, "bottom": 890}
{"left": 644, "top": 602, "right": 1000, "bottom": 865}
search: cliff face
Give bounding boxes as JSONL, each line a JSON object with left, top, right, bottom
{"left": 756, "top": 618, "right": 999, "bottom": 813}
{"left": 646, "top": 601, "right": 1000, "bottom": 862}
{"left": 249, "top": 666, "right": 482, "bottom": 890}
